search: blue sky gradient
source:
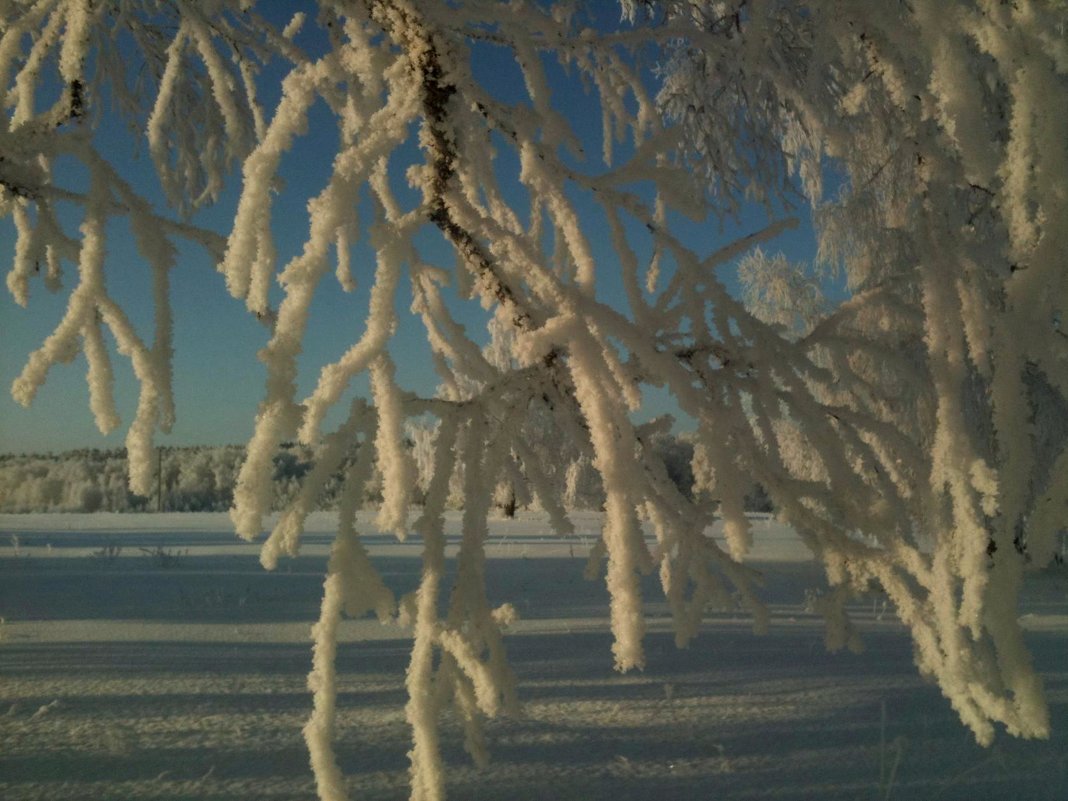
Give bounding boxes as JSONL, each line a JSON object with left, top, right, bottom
{"left": 0, "top": 7, "right": 825, "bottom": 454}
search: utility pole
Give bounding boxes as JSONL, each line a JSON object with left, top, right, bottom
{"left": 157, "top": 447, "right": 163, "bottom": 513}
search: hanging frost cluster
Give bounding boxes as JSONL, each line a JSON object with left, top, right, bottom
{"left": 3, "top": 1, "right": 1066, "bottom": 799}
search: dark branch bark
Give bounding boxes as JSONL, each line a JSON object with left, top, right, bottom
{"left": 365, "top": 0, "right": 537, "bottom": 333}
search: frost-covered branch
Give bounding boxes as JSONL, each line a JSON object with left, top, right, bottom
{"left": 4, "top": 1, "right": 1066, "bottom": 798}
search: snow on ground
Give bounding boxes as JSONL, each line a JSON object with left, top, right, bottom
{"left": 1, "top": 512, "right": 1065, "bottom": 800}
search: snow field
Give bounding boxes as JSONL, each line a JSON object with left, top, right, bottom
{"left": 1, "top": 512, "right": 1065, "bottom": 800}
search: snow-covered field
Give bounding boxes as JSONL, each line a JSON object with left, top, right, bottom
{"left": 1, "top": 512, "right": 1065, "bottom": 800}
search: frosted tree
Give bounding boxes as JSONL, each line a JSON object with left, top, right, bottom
{"left": 3, "top": 1, "right": 1066, "bottom": 799}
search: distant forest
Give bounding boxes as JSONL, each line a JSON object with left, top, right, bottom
{"left": 0, "top": 438, "right": 772, "bottom": 514}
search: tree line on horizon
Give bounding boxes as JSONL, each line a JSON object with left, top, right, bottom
{"left": 0, "top": 433, "right": 772, "bottom": 515}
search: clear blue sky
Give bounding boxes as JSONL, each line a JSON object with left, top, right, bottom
{"left": 0, "top": 6, "right": 822, "bottom": 455}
